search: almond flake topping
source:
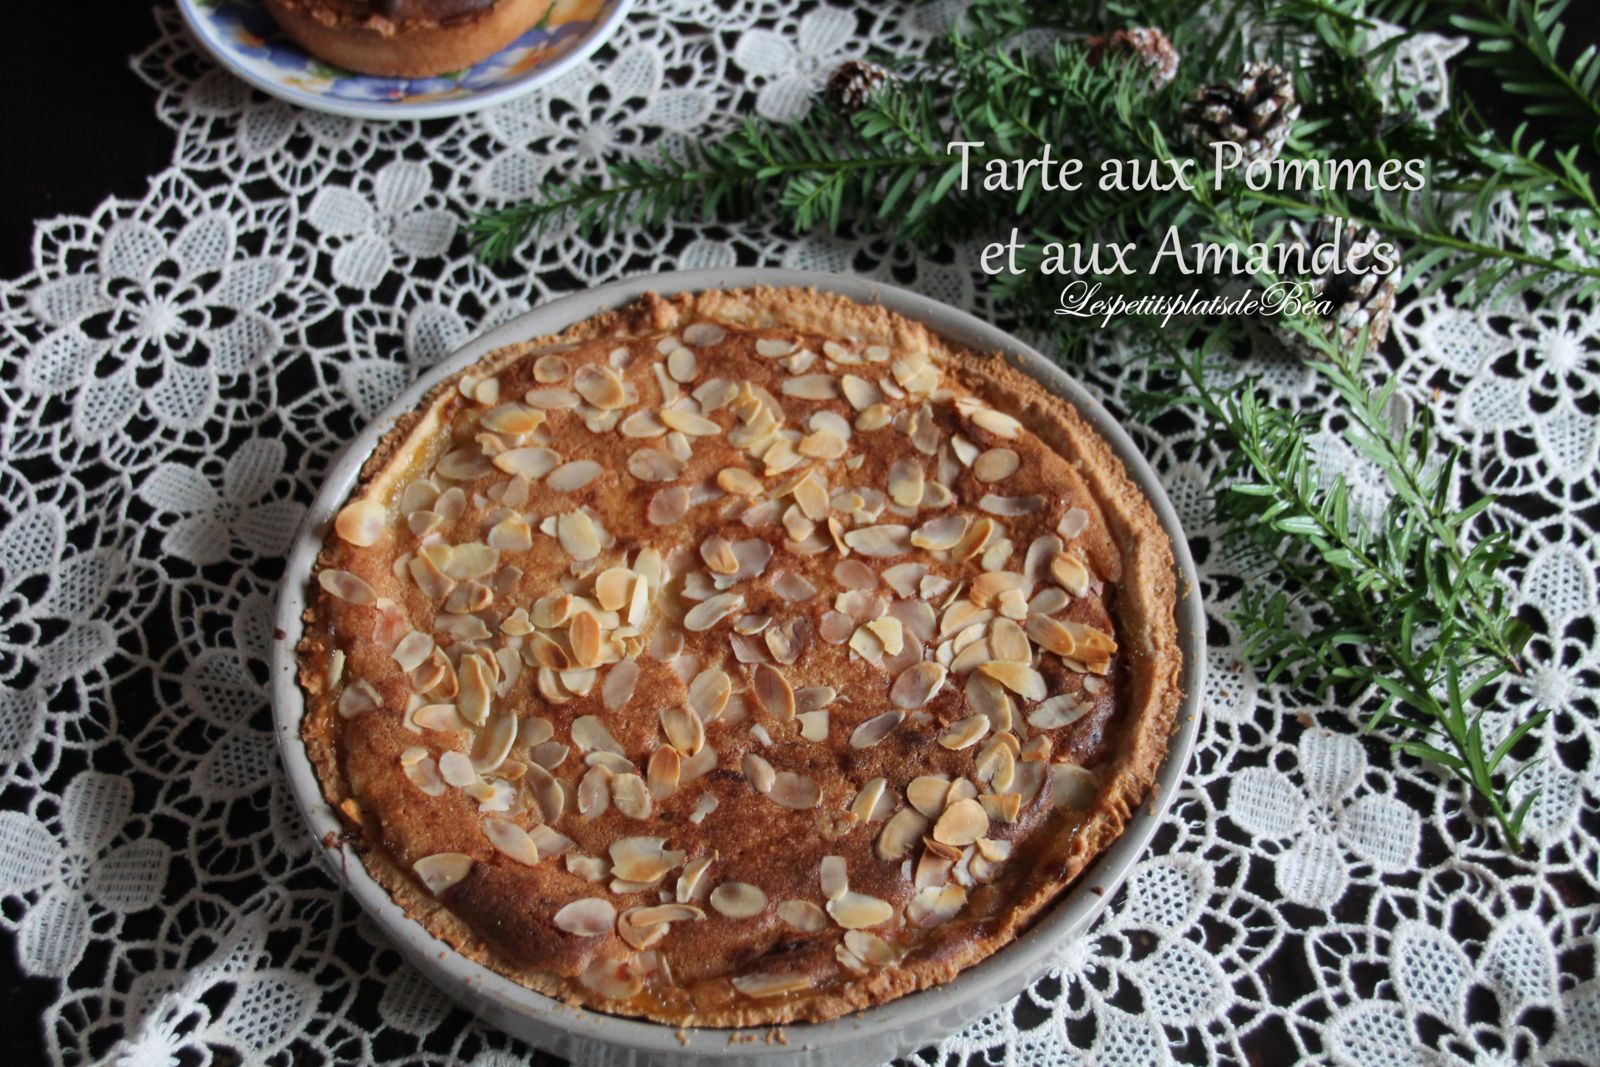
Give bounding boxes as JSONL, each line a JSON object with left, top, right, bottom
{"left": 554, "top": 898, "right": 617, "bottom": 936}
{"left": 335, "top": 499, "right": 387, "bottom": 547}
{"left": 933, "top": 797, "right": 989, "bottom": 846}
{"left": 733, "top": 972, "right": 811, "bottom": 999}
{"left": 777, "top": 899, "right": 828, "bottom": 932}
{"left": 483, "top": 819, "right": 540, "bottom": 866}
{"left": 710, "top": 882, "right": 768, "bottom": 918}
{"left": 769, "top": 771, "right": 822, "bottom": 810}
{"left": 413, "top": 853, "right": 473, "bottom": 895}
{"left": 319, "top": 569, "right": 377, "bottom": 605}
{"left": 316, "top": 311, "right": 1142, "bottom": 999}
{"left": 889, "top": 661, "right": 946, "bottom": 709}
{"left": 827, "top": 891, "right": 893, "bottom": 929}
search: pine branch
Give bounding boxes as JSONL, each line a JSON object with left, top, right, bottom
{"left": 1151, "top": 326, "right": 1539, "bottom": 846}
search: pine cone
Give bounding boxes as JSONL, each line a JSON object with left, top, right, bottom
{"left": 825, "top": 60, "right": 893, "bottom": 115}
{"left": 1182, "top": 61, "right": 1300, "bottom": 165}
{"left": 1297, "top": 217, "right": 1397, "bottom": 354}
{"left": 1085, "top": 27, "right": 1179, "bottom": 90}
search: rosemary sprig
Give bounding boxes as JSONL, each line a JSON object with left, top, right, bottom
{"left": 1145, "top": 324, "right": 1541, "bottom": 846}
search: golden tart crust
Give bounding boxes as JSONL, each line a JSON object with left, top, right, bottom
{"left": 298, "top": 287, "right": 1183, "bottom": 1027}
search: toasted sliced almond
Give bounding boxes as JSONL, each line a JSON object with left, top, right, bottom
{"left": 526, "top": 763, "right": 567, "bottom": 822}
{"left": 977, "top": 661, "right": 1047, "bottom": 702}
{"left": 617, "top": 909, "right": 669, "bottom": 951}
{"left": 953, "top": 517, "right": 995, "bottom": 562}
{"left": 769, "top": 772, "right": 821, "bottom": 810}
{"left": 457, "top": 653, "right": 494, "bottom": 725}
{"left": 751, "top": 663, "right": 795, "bottom": 720}
{"left": 933, "top": 798, "right": 989, "bottom": 847}
{"left": 990, "top": 617, "right": 1031, "bottom": 662}
{"left": 667, "top": 346, "right": 699, "bottom": 382}
{"left": 1028, "top": 694, "right": 1091, "bottom": 729}
{"left": 609, "top": 836, "right": 685, "bottom": 884}
{"left": 887, "top": 460, "right": 925, "bottom": 507}
{"left": 850, "top": 710, "right": 904, "bottom": 749}
{"left": 613, "top": 772, "right": 653, "bottom": 819}
{"left": 1050, "top": 553, "right": 1091, "bottom": 596}
{"left": 578, "top": 765, "right": 613, "bottom": 818}
{"left": 684, "top": 595, "right": 746, "bottom": 637}
{"left": 580, "top": 958, "right": 643, "bottom": 1000}
{"left": 470, "top": 713, "right": 518, "bottom": 772}
{"left": 906, "top": 776, "right": 951, "bottom": 818}
{"left": 572, "top": 715, "right": 624, "bottom": 754}
{"left": 335, "top": 500, "right": 387, "bottom": 547}
{"left": 939, "top": 713, "right": 991, "bottom": 750}
{"left": 628, "top": 447, "right": 686, "bottom": 482}
{"left": 569, "top": 610, "right": 602, "bottom": 668}
{"left": 1051, "top": 763, "right": 1099, "bottom": 810}
{"left": 483, "top": 819, "right": 539, "bottom": 866}
{"left": 643, "top": 748, "right": 681, "bottom": 806}
{"left": 403, "top": 756, "right": 446, "bottom": 796}
{"left": 819, "top": 855, "right": 849, "bottom": 900}
{"left": 827, "top": 891, "right": 893, "bottom": 929}
{"left": 890, "top": 661, "right": 946, "bottom": 709}
{"left": 777, "top": 899, "right": 828, "bottom": 933}
{"left": 660, "top": 705, "right": 706, "bottom": 756}
{"left": 548, "top": 460, "right": 602, "bottom": 491}
{"left": 733, "top": 972, "right": 810, "bottom": 999}
{"left": 574, "top": 365, "right": 627, "bottom": 409}
{"left": 659, "top": 408, "right": 720, "bottom": 436}
{"left": 414, "top": 853, "right": 472, "bottom": 895}
{"left": 554, "top": 898, "right": 617, "bottom": 936}
{"left": 742, "top": 752, "right": 776, "bottom": 794}
{"left": 413, "top": 702, "right": 467, "bottom": 731}
{"left": 907, "top": 884, "right": 968, "bottom": 928}
{"left": 595, "top": 568, "right": 634, "bottom": 611}
{"left": 631, "top": 902, "right": 706, "bottom": 926}
{"left": 973, "top": 448, "right": 1020, "bottom": 483}
{"left": 843, "top": 524, "right": 910, "bottom": 558}
{"left": 969, "top": 406, "right": 1022, "bottom": 439}
{"left": 981, "top": 792, "right": 1023, "bottom": 823}
{"left": 718, "top": 467, "right": 764, "bottom": 496}
{"left": 482, "top": 402, "right": 546, "bottom": 434}
{"left": 877, "top": 807, "right": 929, "bottom": 861}
{"left": 556, "top": 511, "right": 602, "bottom": 561}
{"left": 677, "top": 855, "right": 715, "bottom": 903}
{"left": 850, "top": 777, "right": 892, "bottom": 823}
{"left": 319, "top": 569, "right": 377, "bottom": 605}
{"left": 796, "top": 710, "right": 829, "bottom": 741}
{"left": 493, "top": 447, "right": 561, "bottom": 479}
{"left": 710, "top": 882, "right": 768, "bottom": 918}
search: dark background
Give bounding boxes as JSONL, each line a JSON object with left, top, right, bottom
{"left": 2, "top": 7, "right": 174, "bottom": 280}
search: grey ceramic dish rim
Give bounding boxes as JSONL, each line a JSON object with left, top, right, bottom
{"left": 271, "top": 267, "right": 1205, "bottom": 1061}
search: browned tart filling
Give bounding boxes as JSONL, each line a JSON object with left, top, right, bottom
{"left": 298, "top": 287, "right": 1182, "bottom": 1026}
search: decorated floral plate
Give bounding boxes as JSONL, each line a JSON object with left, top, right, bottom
{"left": 176, "top": 0, "right": 633, "bottom": 120}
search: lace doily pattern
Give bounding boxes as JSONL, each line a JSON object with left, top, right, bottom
{"left": 0, "top": 4, "right": 1595, "bottom": 1064}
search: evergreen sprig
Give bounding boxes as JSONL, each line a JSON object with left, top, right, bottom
{"left": 466, "top": 0, "right": 1580, "bottom": 847}
{"left": 1143, "top": 323, "right": 1540, "bottom": 844}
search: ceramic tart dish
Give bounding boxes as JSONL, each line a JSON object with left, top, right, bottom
{"left": 274, "top": 270, "right": 1204, "bottom": 1064}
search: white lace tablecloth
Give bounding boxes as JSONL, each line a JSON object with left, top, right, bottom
{"left": 1, "top": 4, "right": 1595, "bottom": 1064}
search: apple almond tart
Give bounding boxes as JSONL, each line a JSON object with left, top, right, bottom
{"left": 298, "top": 287, "right": 1183, "bottom": 1026}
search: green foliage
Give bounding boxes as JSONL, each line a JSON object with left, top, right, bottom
{"left": 1146, "top": 322, "right": 1540, "bottom": 844}
{"left": 466, "top": 0, "right": 1586, "bottom": 847}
